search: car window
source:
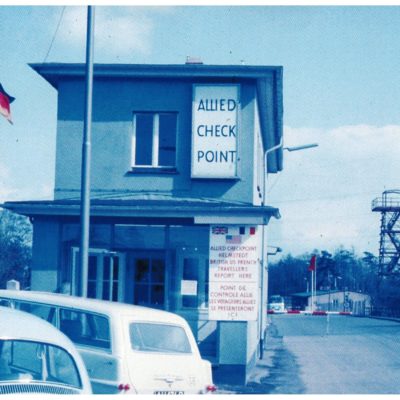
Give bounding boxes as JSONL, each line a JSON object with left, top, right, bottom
{"left": 0, "top": 299, "right": 11, "bottom": 307}
{"left": 129, "top": 323, "right": 192, "bottom": 354}
{"left": 14, "top": 301, "right": 57, "bottom": 325}
{"left": 0, "top": 339, "right": 82, "bottom": 388}
{"left": 269, "top": 296, "right": 283, "bottom": 303}
{"left": 60, "top": 308, "right": 111, "bottom": 350}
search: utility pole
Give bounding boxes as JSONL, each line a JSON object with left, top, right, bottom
{"left": 79, "top": 6, "right": 95, "bottom": 297}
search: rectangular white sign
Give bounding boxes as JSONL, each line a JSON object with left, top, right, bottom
{"left": 191, "top": 84, "right": 239, "bottom": 178}
{"left": 181, "top": 280, "right": 198, "bottom": 296}
{"left": 208, "top": 225, "right": 261, "bottom": 321}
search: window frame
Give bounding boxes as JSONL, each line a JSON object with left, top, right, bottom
{"left": 131, "top": 111, "right": 178, "bottom": 170}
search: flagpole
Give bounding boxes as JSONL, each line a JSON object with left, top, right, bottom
{"left": 314, "top": 256, "right": 317, "bottom": 310}
{"left": 311, "top": 270, "right": 314, "bottom": 313}
{"left": 79, "top": 5, "right": 95, "bottom": 297}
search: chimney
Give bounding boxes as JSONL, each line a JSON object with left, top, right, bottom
{"left": 186, "top": 56, "right": 203, "bottom": 65}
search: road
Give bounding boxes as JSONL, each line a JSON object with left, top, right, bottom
{"left": 261, "top": 314, "right": 400, "bottom": 394}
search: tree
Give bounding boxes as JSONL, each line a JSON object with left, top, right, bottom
{"left": 0, "top": 210, "right": 32, "bottom": 288}
{"left": 268, "top": 247, "right": 400, "bottom": 316}
{"left": 269, "top": 248, "right": 376, "bottom": 297}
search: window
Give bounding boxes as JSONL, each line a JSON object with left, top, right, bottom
{"left": 131, "top": 112, "right": 177, "bottom": 168}
{"left": 14, "top": 301, "right": 56, "bottom": 326}
{"left": 59, "top": 309, "right": 111, "bottom": 350}
{"left": 129, "top": 323, "right": 192, "bottom": 354}
{"left": 0, "top": 340, "right": 82, "bottom": 388}
{"left": 0, "top": 299, "right": 11, "bottom": 307}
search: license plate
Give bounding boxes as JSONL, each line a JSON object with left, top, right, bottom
{"left": 154, "top": 391, "right": 185, "bottom": 395}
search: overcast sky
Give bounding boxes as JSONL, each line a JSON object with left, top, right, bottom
{"left": 0, "top": 5, "right": 399, "bottom": 257}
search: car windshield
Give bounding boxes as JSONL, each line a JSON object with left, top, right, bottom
{"left": 129, "top": 323, "right": 192, "bottom": 354}
{"left": 269, "top": 296, "right": 283, "bottom": 303}
{"left": 0, "top": 340, "right": 82, "bottom": 389}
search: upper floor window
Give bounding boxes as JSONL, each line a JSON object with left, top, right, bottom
{"left": 131, "top": 112, "right": 177, "bottom": 169}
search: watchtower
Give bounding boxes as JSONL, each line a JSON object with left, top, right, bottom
{"left": 371, "top": 190, "right": 400, "bottom": 275}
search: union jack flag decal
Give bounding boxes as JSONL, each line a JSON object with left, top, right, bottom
{"left": 212, "top": 226, "right": 228, "bottom": 235}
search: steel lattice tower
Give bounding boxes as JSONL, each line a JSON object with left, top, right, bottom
{"left": 372, "top": 190, "right": 400, "bottom": 275}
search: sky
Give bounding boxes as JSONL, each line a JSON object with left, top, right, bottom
{"left": 0, "top": 5, "right": 400, "bottom": 257}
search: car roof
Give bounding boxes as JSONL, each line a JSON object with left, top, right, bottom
{"left": 0, "top": 290, "right": 186, "bottom": 325}
{"left": 0, "top": 306, "right": 75, "bottom": 347}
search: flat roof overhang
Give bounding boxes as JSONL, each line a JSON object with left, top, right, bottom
{"left": 2, "top": 199, "right": 280, "bottom": 226}
{"left": 29, "top": 63, "right": 283, "bottom": 84}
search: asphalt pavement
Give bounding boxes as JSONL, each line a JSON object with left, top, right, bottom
{"left": 217, "top": 314, "right": 400, "bottom": 394}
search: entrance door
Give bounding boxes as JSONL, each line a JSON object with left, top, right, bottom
{"left": 176, "top": 248, "right": 217, "bottom": 360}
{"left": 72, "top": 248, "right": 125, "bottom": 302}
{"left": 130, "top": 253, "right": 166, "bottom": 309}
{"left": 177, "top": 249, "right": 209, "bottom": 309}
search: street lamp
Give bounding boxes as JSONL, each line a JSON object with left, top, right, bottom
{"left": 267, "top": 246, "right": 282, "bottom": 256}
{"left": 258, "top": 139, "right": 318, "bottom": 359}
{"left": 263, "top": 139, "right": 318, "bottom": 205}
{"left": 283, "top": 143, "right": 319, "bottom": 152}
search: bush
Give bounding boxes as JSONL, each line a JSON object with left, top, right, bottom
{"left": 0, "top": 209, "right": 32, "bottom": 288}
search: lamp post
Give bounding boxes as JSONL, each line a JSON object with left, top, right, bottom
{"left": 259, "top": 139, "right": 318, "bottom": 358}
{"left": 263, "top": 139, "right": 318, "bottom": 205}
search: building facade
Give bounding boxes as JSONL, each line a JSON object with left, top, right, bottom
{"left": 291, "top": 290, "right": 372, "bottom": 316}
{"left": 3, "top": 62, "right": 283, "bottom": 384}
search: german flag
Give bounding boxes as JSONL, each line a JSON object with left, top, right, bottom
{"left": 0, "top": 84, "right": 15, "bottom": 124}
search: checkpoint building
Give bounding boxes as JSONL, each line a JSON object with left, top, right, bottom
{"left": 3, "top": 62, "right": 283, "bottom": 384}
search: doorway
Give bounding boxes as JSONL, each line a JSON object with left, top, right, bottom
{"left": 71, "top": 248, "right": 126, "bottom": 301}
{"left": 129, "top": 252, "right": 166, "bottom": 309}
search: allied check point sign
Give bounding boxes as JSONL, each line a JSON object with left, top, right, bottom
{"left": 208, "top": 225, "right": 261, "bottom": 321}
{"left": 191, "top": 84, "right": 239, "bottom": 179}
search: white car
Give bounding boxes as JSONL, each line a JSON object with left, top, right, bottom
{"left": 0, "top": 290, "right": 216, "bottom": 394}
{"left": 0, "top": 306, "right": 92, "bottom": 394}
{"left": 268, "top": 295, "right": 286, "bottom": 314}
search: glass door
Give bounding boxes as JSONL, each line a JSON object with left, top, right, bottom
{"left": 131, "top": 254, "right": 166, "bottom": 308}
{"left": 177, "top": 248, "right": 209, "bottom": 309}
{"left": 71, "top": 248, "right": 125, "bottom": 302}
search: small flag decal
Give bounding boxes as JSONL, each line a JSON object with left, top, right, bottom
{"left": 0, "top": 84, "right": 15, "bottom": 124}
{"left": 212, "top": 226, "right": 228, "bottom": 235}
{"left": 226, "top": 235, "right": 242, "bottom": 244}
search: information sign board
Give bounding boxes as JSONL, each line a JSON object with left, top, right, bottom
{"left": 208, "top": 225, "right": 261, "bottom": 321}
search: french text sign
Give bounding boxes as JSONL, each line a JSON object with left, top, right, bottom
{"left": 209, "top": 225, "right": 261, "bottom": 320}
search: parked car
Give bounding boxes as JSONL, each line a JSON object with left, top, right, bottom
{"left": 267, "top": 295, "right": 286, "bottom": 314}
{"left": 0, "top": 290, "right": 216, "bottom": 394}
{"left": 0, "top": 306, "right": 92, "bottom": 395}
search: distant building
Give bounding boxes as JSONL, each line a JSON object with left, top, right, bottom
{"left": 291, "top": 290, "right": 371, "bottom": 315}
{"left": 2, "top": 62, "right": 284, "bottom": 384}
